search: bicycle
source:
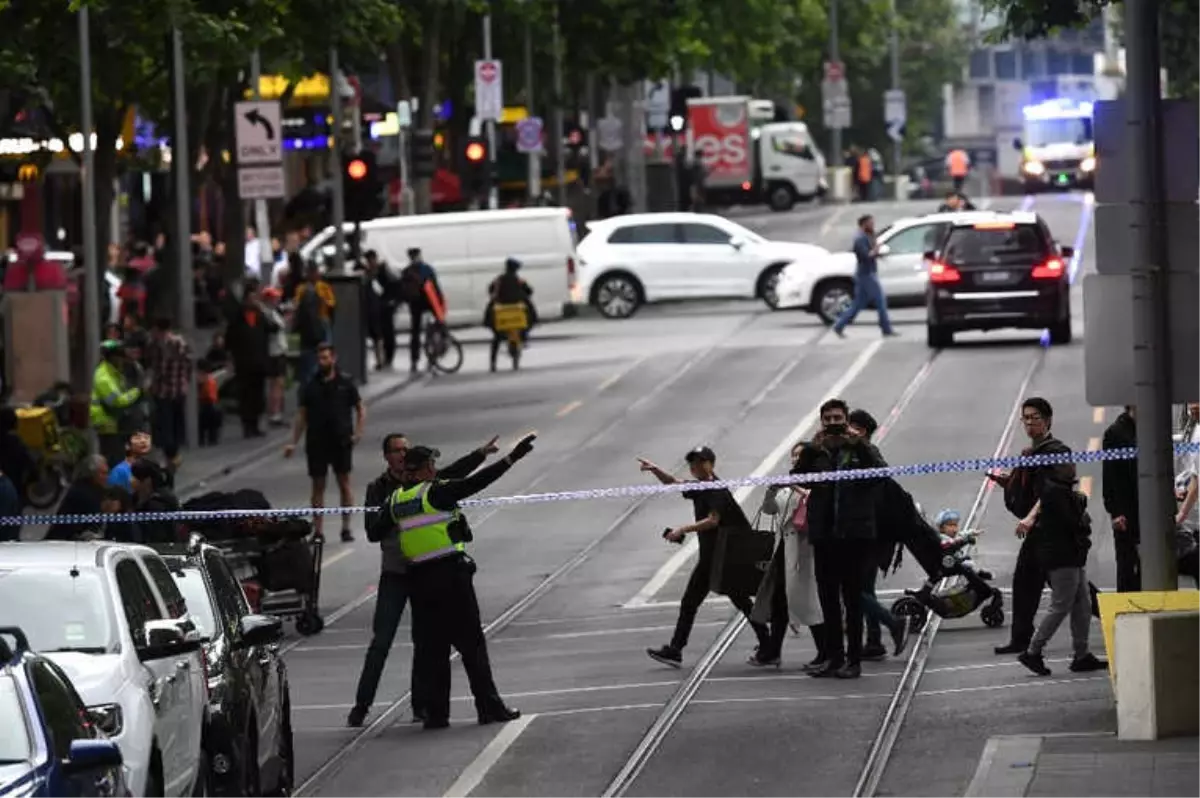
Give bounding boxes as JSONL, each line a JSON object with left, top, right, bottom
{"left": 422, "top": 319, "right": 463, "bottom": 374}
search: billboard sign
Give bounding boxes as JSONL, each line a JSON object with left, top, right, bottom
{"left": 687, "top": 99, "right": 751, "bottom": 185}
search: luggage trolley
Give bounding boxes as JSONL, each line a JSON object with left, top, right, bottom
{"left": 182, "top": 491, "right": 327, "bottom": 636}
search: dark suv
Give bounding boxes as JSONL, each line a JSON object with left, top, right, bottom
{"left": 153, "top": 537, "right": 293, "bottom": 797}
{"left": 924, "top": 213, "right": 1074, "bottom": 348}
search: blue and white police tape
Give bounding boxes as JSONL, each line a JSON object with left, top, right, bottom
{"left": 5, "top": 442, "right": 1198, "bottom": 528}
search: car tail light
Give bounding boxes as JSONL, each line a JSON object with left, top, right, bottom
{"left": 1031, "top": 256, "right": 1065, "bottom": 279}
{"left": 928, "top": 261, "right": 962, "bottom": 283}
{"left": 741, "top": 181, "right": 752, "bottom": 191}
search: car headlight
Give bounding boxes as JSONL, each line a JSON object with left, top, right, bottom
{"left": 1080, "top": 156, "right": 1096, "bottom": 172}
{"left": 88, "top": 703, "right": 123, "bottom": 737}
{"left": 1022, "top": 160, "right": 1045, "bottom": 176}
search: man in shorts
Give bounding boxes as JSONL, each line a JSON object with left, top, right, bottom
{"left": 284, "top": 343, "right": 366, "bottom": 542}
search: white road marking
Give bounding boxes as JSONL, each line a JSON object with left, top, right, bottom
{"left": 442, "top": 714, "right": 537, "bottom": 798}
{"left": 819, "top": 205, "right": 850, "bottom": 239}
{"left": 622, "top": 339, "right": 885, "bottom": 608}
{"left": 556, "top": 400, "right": 584, "bottom": 418}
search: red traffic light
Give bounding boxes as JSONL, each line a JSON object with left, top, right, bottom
{"left": 347, "top": 159, "right": 368, "bottom": 180}
{"left": 465, "top": 141, "right": 486, "bottom": 162}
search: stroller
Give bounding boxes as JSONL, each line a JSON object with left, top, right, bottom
{"left": 888, "top": 512, "right": 1005, "bottom": 631}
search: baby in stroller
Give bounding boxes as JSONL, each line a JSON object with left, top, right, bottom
{"left": 891, "top": 505, "right": 1005, "bottom": 629}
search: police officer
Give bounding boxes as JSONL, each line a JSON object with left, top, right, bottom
{"left": 376, "top": 434, "right": 536, "bottom": 729}
{"left": 348, "top": 432, "right": 500, "bottom": 728}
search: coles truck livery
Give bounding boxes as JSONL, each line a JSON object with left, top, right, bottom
{"left": 688, "top": 97, "right": 753, "bottom": 186}
{"left": 687, "top": 95, "right": 826, "bottom": 212}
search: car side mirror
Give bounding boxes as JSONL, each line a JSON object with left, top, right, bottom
{"left": 876, "top": 244, "right": 891, "bottom": 257}
{"left": 1012, "top": 137, "right": 1023, "bottom": 150}
{"left": 923, "top": 250, "right": 936, "bottom": 261}
{"left": 1059, "top": 246, "right": 1075, "bottom": 259}
{"left": 63, "top": 739, "right": 123, "bottom": 775}
{"left": 238, "top": 614, "right": 284, "bottom": 648}
{"left": 137, "top": 619, "right": 196, "bottom": 661}
{"left": 729, "top": 237, "right": 745, "bottom": 250}
{"left": 143, "top": 619, "right": 185, "bottom": 649}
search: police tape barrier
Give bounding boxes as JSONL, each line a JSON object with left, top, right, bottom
{"left": 4, "top": 443, "right": 1198, "bottom": 528}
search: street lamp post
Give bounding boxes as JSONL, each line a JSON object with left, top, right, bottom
{"left": 78, "top": 7, "right": 101, "bottom": 392}
{"left": 172, "top": 25, "right": 199, "bottom": 455}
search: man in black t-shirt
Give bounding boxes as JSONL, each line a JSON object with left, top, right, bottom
{"left": 284, "top": 343, "right": 366, "bottom": 542}
{"left": 639, "top": 447, "right": 771, "bottom": 668}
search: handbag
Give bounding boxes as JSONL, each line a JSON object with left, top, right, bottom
{"left": 709, "top": 513, "right": 775, "bottom": 597}
{"left": 790, "top": 491, "right": 809, "bottom": 532}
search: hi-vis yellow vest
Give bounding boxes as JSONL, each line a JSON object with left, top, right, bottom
{"left": 388, "top": 482, "right": 464, "bottom": 563}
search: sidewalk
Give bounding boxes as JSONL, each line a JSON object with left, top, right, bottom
{"left": 966, "top": 733, "right": 1199, "bottom": 797}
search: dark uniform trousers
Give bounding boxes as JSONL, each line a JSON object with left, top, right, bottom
{"left": 408, "top": 555, "right": 504, "bottom": 721}
{"left": 353, "top": 572, "right": 424, "bottom": 715}
{"left": 813, "top": 539, "right": 868, "bottom": 665}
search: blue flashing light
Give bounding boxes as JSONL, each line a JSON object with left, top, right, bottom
{"left": 1022, "top": 98, "right": 1093, "bottom": 121}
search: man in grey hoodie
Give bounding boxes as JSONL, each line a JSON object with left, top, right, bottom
{"left": 348, "top": 433, "right": 499, "bottom": 727}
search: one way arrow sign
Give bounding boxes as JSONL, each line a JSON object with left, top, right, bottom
{"left": 235, "top": 100, "right": 282, "bottom": 165}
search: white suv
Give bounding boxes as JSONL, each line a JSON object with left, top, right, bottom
{"left": 0, "top": 542, "right": 209, "bottom": 797}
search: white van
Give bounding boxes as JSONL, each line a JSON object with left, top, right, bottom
{"left": 300, "top": 207, "right": 578, "bottom": 327}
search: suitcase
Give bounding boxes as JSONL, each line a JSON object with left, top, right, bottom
{"left": 708, "top": 527, "right": 775, "bottom": 597}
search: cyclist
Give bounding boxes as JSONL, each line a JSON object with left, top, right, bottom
{"left": 399, "top": 248, "right": 445, "bottom": 371}
{"left": 484, "top": 258, "right": 537, "bottom": 372}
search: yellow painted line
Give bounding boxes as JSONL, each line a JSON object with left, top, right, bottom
{"left": 1093, "top": 407, "right": 1105, "bottom": 424}
{"left": 1079, "top": 476, "right": 1093, "bottom": 497}
{"left": 556, "top": 400, "right": 583, "bottom": 418}
{"left": 1088, "top": 437, "right": 1101, "bottom": 452}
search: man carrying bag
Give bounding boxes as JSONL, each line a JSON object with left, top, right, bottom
{"left": 639, "top": 446, "right": 771, "bottom": 668}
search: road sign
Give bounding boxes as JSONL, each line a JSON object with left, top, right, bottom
{"left": 824, "top": 61, "right": 845, "bottom": 82}
{"left": 824, "top": 96, "right": 852, "bottom": 130}
{"left": 647, "top": 110, "right": 669, "bottom": 131}
{"left": 516, "top": 116, "right": 544, "bottom": 153}
{"left": 238, "top": 165, "right": 286, "bottom": 199}
{"left": 597, "top": 116, "right": 623, "bottom": 152}
{"left": 645, "top": 79, "right": 670, "bottom": 115}
{"left": 884, "top": 89, "right": 907, "bottom": 141}
{"left": 234, "top": 100, "right": 282, "bottom": 165}
{"left": 396, "top": 100, "right": 412, "bottom": 129}
{"left": 821, "top": 61, "right": 850, "bottom": 130}
{"left": 474, "top": 60, "right": 503, "bottom": 121}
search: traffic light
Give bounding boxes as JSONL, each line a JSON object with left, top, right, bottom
{"left": 670, "top": 85, "right": 703, "bottom": 130}
{"left": 411, "top": 128, "right": 436, "bottom": 180}
{"left": 463, "top": 135, "right": 489, "bottom": 196}
{"left": 343, "top": 149, "right": 383, "bottom": 223}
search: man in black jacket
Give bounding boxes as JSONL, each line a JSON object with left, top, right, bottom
{"left": 45, "top": 455, "right": 110, "bottom": 541}
{"left": 348, "top": 433, "right": 500, "bottom": 728}
{"left": 1102, "top": 406, "right": 1139, "bottom": 591}
{"left": 794, "top": 398, "right": 887, "bottom": 679}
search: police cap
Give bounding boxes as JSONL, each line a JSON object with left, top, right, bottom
{"left": 404, "top": 445, "right": 441, "bottom": 469}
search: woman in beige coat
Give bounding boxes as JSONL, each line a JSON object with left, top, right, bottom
{"left": 749, "top": 441, "right": 828, "bottom": 670}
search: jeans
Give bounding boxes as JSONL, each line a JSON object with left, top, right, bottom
{"left": 832, "top": 271, "right": 894, "bottom": 335}
{"left": 813, "top": 540, "right": 868, "bottom": 665}
{"left": 353, "top": 572, "right": 423, "bottom": 713}
{"left": 297, "top": 348, "right": 319, "bottom": 388}
{"left": 1028, "top": 566, "right": 1092, "bottom": 659}
{"left": 861, "top": 562, "right": 893, "bottom": 648}
{"left": 408, "top": 306, "right": 426, "bottom": 368}
{"left": 151, "top": 397, "right": 185, "bottom": 459}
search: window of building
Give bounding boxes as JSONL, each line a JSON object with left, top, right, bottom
{"left": 977, "top": 85, "right": 996, "bottom": 130}
{"left": 1047, "top": 49, "right": 1072, "bottom": 76}
{"left": 1019, "top": 48, "right": 1045, "bottom": 79}
{"left": 994, "top": 50, "right": 1018, "bottom": 80}
{"left": 969, "top": 49, "right": 992, "bottom": 80}
{"left": 1072, "top": 53, "right": 1095, "bottom": 75}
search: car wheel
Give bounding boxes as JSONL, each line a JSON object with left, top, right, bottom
{"left": 593, "top": 273, "right": 641, "bottom": 319}
{"left": 758, "top": 267, "right": 785, "bottom": 310}
{"left": 926, "top": 324, "right": 952, "bottom": 348}
{"left": 1049, "top": 317, "right": 1072, "bottom": 345}
{"left": 813, "top": 280, "right": 853, "bottom": 325}
{"left": 768, "top": 185, "right": 795, "bottom": 212}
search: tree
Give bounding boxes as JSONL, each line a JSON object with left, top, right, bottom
{"left": 979, "top": 0, "right": 1199, "bottom": 99}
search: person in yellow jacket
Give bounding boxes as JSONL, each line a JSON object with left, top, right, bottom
{"left": 91, "top": 340, "right": 143, "bottom": 467}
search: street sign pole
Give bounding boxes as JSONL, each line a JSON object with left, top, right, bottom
{"left": 828, "top": 0, "right": 841, "bottom": 161}
{"left": 524, "top": 19, "right": 540, "bottom": 202}
{"left": 250, "top": 50, "right": 273, "bottom": 271}
{"left": 888, "top": 0, "right": 902, "bottom": 183}
{"left": 482, "top": 15, "right": 498, "bottom": 210}
{"left": 173, "top": 25, "right": 199, "bottom": 454}
{"left": 78, "top": 6, "right": 101, "bottom": 404}
{"left": 552, "top": 0, "right": 566, "bottom": 206}
{"left": 397, "top": 101, "right": 414, "bottom": 216}
{"left": 1124, "top": 0, "right": 1177, "bottom": 590}
{"left": 329, "top": 46, "right": 347, "bottom": 271}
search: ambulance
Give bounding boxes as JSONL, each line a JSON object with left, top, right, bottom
{"left": 1012, "top": 98, "right": 1096, "bottom": 192}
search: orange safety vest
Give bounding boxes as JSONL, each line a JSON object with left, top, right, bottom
{"left": 948, "top": 149, "right": 969, "bottom": 178}
{"left": 857, "top": 154, "right": 873, "bottom": 184}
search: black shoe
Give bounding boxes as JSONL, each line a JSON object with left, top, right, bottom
{"left": 346, "top": 705, "right": 368, "bottom": 728}
{"left": 861, "top": 644, "right": 887, "bottom": 661}
{"left": 802, "top": 656, "right": 827, "bottom": 673}
{"left": 423, "top": 716, "right": 450, "bottom": 730}
{"left": 478, "top": 703, "right": 521, "bottom": 725}
{"left": 411, "top": 707, "right": 427, "bottom": 724}
{"left": 835, "top": 662, "right": 862, "bottom": 679}
{"left": 1069, "top": 653, "right": 1108, "bottom": 673}
{"left": 1018, "top": 651, "right": 1052, "bottom": 676}
{"left": 994, "top": 642, "right": 1027, "bottom": 655}
{"left": 746, "top": 647, "right": 781, "bottom": 668}
{"left": 340, "top": 529, "right": 354, "bottom": 542}
{"left": 808, "top": 660, "right": 844, "bottom": 678}
{"left": 890, "top": 620, "right": 910, "bottom": 657}
{"left": 647, "top": 645, "right": 682, "bottom": 669}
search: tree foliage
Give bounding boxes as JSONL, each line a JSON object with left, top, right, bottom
{"left": 979, "top": 0, "right": 1199, "bottom": 99}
